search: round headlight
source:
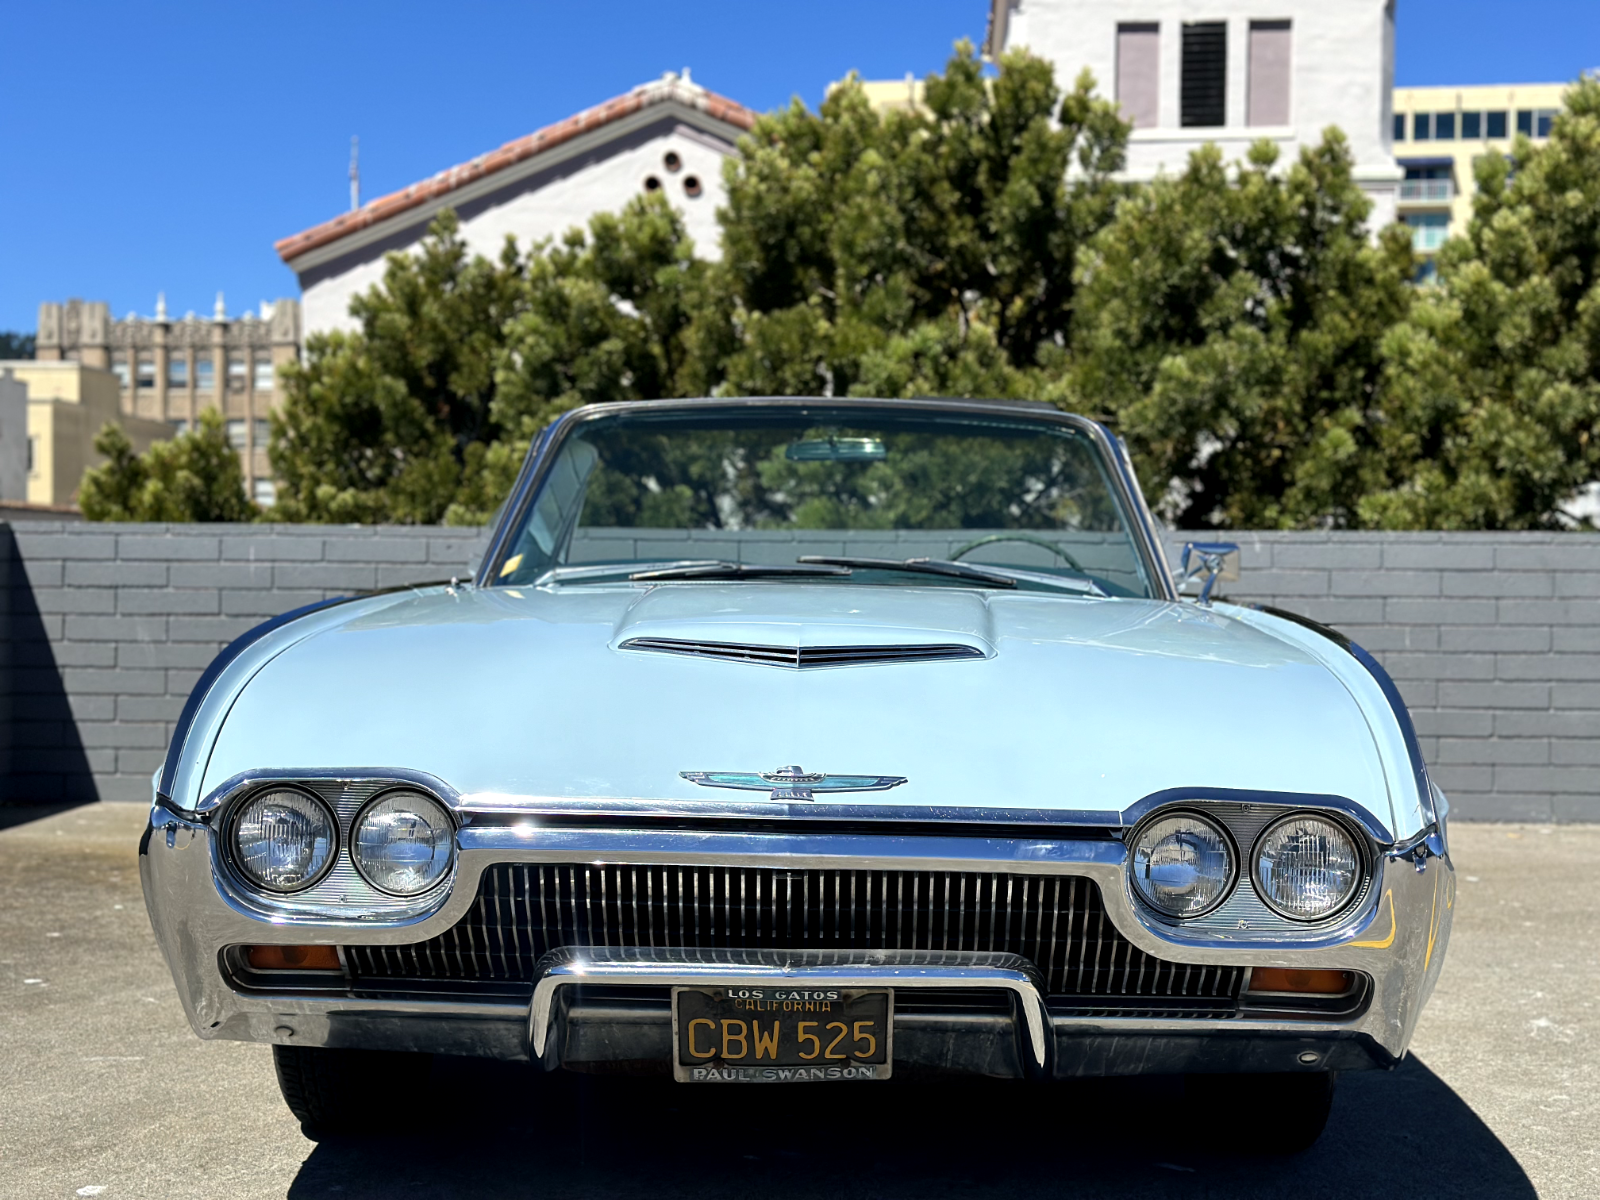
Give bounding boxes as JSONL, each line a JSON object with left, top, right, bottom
{"left": 1129, "top": 813, "right": 1236, "bottom": 918}
{"left": 351, "top": 790, "right": 455, "bottom": 896}
{"left": 1252, "top": 814, "right": 1362, "bottom": 921}
{"left": 231, "top": 788, "right": 337, "bottom": 892}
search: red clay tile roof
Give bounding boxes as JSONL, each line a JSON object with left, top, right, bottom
{"left": 275, "top": 74, "right": 757, "bottom": 265}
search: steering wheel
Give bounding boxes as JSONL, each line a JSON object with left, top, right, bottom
{"left": 949, "top": 534, "right": 1086, "bottom": 573}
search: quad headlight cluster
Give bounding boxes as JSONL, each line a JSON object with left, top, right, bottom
{"left": 228, "top": 786, "right": 456, "bottom": 897}
{"left": 1128, "top": 809, "right": 1364, "bottom": 923}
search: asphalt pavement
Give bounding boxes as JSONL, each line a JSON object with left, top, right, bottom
{"left": 1, "top": 803, "right": 1594, "bottom": 1200}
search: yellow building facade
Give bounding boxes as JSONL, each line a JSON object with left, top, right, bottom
{"left": 1391, "top": 83, "right": 1567, "bottom": 266}
{"left": 3, "top": 361, "right": 172, "bottom": 507}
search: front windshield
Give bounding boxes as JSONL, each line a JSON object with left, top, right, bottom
{"left": 492, "top": 405, "right": 1155, "bottom": 598}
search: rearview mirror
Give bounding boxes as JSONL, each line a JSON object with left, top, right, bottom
{"left": 785, "top": 436, "right": 887, "bottom": 462}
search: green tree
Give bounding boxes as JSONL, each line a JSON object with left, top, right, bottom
{"left": 1064, "top": 134, "right": 1417, "bottom": 529}
{"left": 1364, "top": 78, "right": 1600, "bottom": 529}
{"left": 79, "top": 409, "right": 254, "bottom": 521}
{"left": 451, "top": 194, "right": 713, "bottom": 523}
{"left": 711, "top": 42, "right": 1130, "bottom": 400}
{"left": 0, "top": 331, "right": 34, "bottom": 359}
{"left": 270, "top": 198, "right": 707, "bottom": 525}
{"left": 269, "top": 210, "right": 526, "bottom": 524}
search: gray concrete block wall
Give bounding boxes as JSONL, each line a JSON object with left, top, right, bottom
{"left": 3, "top": 522, "right": 487, "bottom": 804}
{"left": 2, "top": 522, "right": 1595, "bottom": 819}
{"left": 1163, "top": 532, "right": 1600, "bottom": 822}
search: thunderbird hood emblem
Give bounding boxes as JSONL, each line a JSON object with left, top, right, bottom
{"left": 680, "top": 765, "right": 907, "bottom": 802}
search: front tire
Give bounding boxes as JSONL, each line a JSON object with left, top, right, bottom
{"left": 273, "top": 1045, "right": 431, "bottom": 1135}
{"left": 1183, "top": 1071, "right": 1335, "bottom": 1153}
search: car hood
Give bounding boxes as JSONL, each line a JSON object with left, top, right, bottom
{"left": 202, "top": 582, "right": 1393, "bottom": 820}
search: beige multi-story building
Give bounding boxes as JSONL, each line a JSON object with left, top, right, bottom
{"left": 1391, "top": 83, "right": 1566, "bottom": 271}
{"left": 0, "top": 360, "right": 172, "bottom": 507}
{"left": 35, "top": 295, "right": 302, "bottom": 505}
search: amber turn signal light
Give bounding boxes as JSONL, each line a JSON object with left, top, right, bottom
{"left": 245, "top": 944, "right": 341, "bottom": 970}
{"left": 1247, "top": 968, "right": 1354, "bottom": 995}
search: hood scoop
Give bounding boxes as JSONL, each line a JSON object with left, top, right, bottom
{"left": 618, "top": 637, "right": 986, "bottom": 669}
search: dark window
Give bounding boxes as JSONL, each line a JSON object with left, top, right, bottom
{"left": 1486, "top": 110, "right": 1507, "bottom": 138}
{"left": 1181, "top": 21, "right": 1227, "bottom": 128}
{"left": 136, "top": 354, "right": 155, "bottom": 389}
{"left": 1516, "top": 109, "right": 1533, "bottom": 135}
{"left": 1393, "top": 113, "right": 1406, "bottom": 141}
{"left": 1413, "top": 112, "right": 1431, "bottom": 141}
{"left": 1434, "top": 112, "right": 1455, "bottom": 140}
{"left": 1461, "top": 111, "right": 1482, "bottom": 138}
{"left": 1536, "top": 109, "right": 1555, "bottom": 137}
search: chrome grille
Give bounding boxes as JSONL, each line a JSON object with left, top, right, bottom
{"left": 344, "top": 865, "right": 1243, "bottom": 1007}
{"left": 617, "top": 638, "right": 985, "bottom": 668}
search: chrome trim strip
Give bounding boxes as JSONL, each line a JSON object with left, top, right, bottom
{"left": 527, "top": 947, "right": 1050, "bottom": 1068}
{"left": 457, "top": 786, "right": 1393, "bottom": 842}
{"left": 619, "top": 637, "right": 988, "bottom": 669}
{"left": 476, "top": 397, "right": 1177, "bottom": 601}
{"left": 196, "top": 766, "right": 463, "bottom": 817}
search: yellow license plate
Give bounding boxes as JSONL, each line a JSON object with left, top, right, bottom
{"left": 671, "top": 987, "right": 893, "bottom": 1082}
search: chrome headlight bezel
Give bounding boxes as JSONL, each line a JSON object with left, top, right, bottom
{"left": 225, "top": 785, "right": 340, "bottom": 894}
{"left": 348, "top": 787, "right": 458, "bottom": 898}
{"left": 1125, "top": 809, "right": 1239, "bottom": 920}
{"left": 1249, "top": 810, "right": 1367, "bottom": 923}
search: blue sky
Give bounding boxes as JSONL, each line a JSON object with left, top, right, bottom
{"left": 2, "top": 0, "right": 1596, "bottom": 334}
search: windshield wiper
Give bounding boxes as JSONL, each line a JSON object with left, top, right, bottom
{"left": 799, "top": 555, "right": 1105, "bottom": 596}
{"left": 534, "top": 560, "right": 728, "bottom": 585}
{"left": 629, "top": 562, "right": 854, "bottom": 582}
{"left": 798, "top": 556, "right": 1018, "bottom": 588}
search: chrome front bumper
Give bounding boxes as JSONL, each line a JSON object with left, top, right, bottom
{"left": 140, "top": 801, "right": 1454, "bottom": 1080}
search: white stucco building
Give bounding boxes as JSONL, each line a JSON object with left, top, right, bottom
{"left": 278, "top": 73, "right": 756, "bottom": 338}
{"left": 986, "top": 0, "right": 1400, "bottom": 227}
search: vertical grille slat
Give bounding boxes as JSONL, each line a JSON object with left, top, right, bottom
{"left": 343, "top": 864, "right": 1244, "bottom": 1012}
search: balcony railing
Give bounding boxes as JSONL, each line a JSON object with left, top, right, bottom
{"left": 1399, "top": 179, "right": 1455, "bottom": 203}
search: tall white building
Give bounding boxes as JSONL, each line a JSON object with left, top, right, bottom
{"left": 986, "top": 0, "right": 1400, "bottom": 227}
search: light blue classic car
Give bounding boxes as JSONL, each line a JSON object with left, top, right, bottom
{"left": 141, "top": 397, "right": 1453, "bottom": 1148}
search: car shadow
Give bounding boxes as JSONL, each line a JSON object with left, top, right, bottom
{"left": 286, "top": 1053, "right": 1532, "bottom": 1199}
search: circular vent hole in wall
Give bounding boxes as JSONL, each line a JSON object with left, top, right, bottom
{"left": 644, "top": 176, "right": 663, "bottom": 192}
{"left": 683, "top": 175, "right": 703, "bottom": 198}
{"left": 664, "top": 151, "right": 683, "bottom": 172}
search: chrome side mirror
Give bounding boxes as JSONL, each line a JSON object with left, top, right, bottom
{"left": 1175, "top": 542, "right": 1240, "bottom": 605}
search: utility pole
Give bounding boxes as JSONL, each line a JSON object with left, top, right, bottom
{"left": 349, "top": 136, "right": 360, "bottom": 212}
